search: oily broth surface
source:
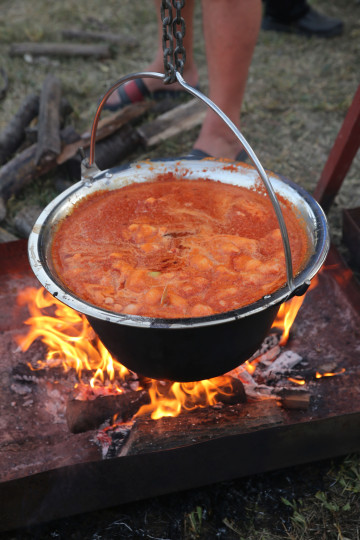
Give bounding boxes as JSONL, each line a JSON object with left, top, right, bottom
{"left": 51, "top": 174, "right": 310, "bottom": 318}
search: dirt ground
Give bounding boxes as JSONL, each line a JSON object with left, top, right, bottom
{"left": 0, "top": 0, "right": 360, "bottom": 538}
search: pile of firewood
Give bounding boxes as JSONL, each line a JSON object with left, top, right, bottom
{"left": 0, "top": 58, "right": 206, "bottom": 242}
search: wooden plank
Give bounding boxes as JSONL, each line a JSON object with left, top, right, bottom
{"left": 1, "top": 410, "right": 360, "bottom": 532}
{"left": 10, "top": 42, "right": 111, "bottom": 58}
{"left": 138, "top": 99, "right": 206, "bottom": 147}
{"left": 313, "top": 84, "right": 360, "bottom": 212}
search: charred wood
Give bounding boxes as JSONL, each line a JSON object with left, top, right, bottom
{"left": 215, "top": 377, "right": 247, "bottom": 405}
{"left": 0, "top": 94, "right": 39, "bottom": 165}
{"left": 66, "top": 390, "right": 150, "bottom": 434}
{"left": 10, "top": 42, "right": 111, "bottom": 59}
{"left": 279, "top": 389, "right": 310, "bottom": 410}
{"left": 35, "top": 75, "right": 62, "bottom": 165}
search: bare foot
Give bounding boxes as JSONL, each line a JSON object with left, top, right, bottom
{"left": 193, "top": 111, "right": 245, "bottom": 160}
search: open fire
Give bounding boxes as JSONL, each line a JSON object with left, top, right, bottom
{"left": 2, "top": 239, "right": 359, "bottom": 532}
{"left": 14, "top": 270, "right": 343, "bottom": 428}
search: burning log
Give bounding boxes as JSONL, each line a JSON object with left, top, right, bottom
{"left": 10, "top": 42, "right": 111, "bottom": 59}
{"left": 35, "top": 74, "right": 62, "bottom": 165}
{"left": 0, "top": 93, "right": 39, "bottom": 165}
{"left": 65, "top": 389, "right": 150, "bottom": 434}
{"left": 216, "top": 377, "right": 247, "bottom": 405}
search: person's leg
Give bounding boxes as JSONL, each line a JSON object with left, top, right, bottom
{"left": 105, "top": 0, "right": 198, "bottom": 109}
{"left": 193, "top": 0, "right": 262, "bottom": 159}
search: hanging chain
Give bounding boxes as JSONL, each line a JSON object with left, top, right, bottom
{"left": 161, "top": 0, "right": 186, "bottom": 84}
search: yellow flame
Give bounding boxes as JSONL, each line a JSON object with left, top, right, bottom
{"left": 273, "top": 274, "right": 319, "bottom": 346}
{"left": 15, "top": 287, "right": 129, "bottom": 385}
{"left": 16, "top": 287, "right": 240, "bottom": 419}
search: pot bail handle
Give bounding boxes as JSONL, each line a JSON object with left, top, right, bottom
{"left": 84, "top": 70, "right": 295, "bottom": 295}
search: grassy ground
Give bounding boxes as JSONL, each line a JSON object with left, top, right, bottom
{"left": 1, "top": 0, "right": 360, "bottom": 538}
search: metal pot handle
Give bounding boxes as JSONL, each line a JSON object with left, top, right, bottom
{"left": 83, "top": 70, "right": 295, "bottom": 294}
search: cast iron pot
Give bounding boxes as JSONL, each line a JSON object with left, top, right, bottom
{"left": 28, "top": 158, "right": 329, "bottom": 381}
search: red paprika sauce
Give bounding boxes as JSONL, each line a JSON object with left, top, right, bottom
{"left": 52, "top": 174, "right": 310, "bottom": 318}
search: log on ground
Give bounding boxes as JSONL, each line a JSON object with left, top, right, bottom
{"left": 0, "top": 93, "right": 39, "bottom": 165}
{"left": 66, "top": 390, "right": 150, "bottom": 434}
{"left": 34, "top": 74, "right": 62, "bottom": 164}
{"left": 10, "top": 42, "right": 111, "bottom": 58}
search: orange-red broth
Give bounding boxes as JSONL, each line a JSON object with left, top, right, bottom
{"left": 52, "top": 174, "right": 310, "bottom": 318}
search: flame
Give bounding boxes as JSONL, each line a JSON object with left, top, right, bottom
{"left": 15, "top": 287, "right": 129, "bottom": 388}
{"left": 315, "top": 368, "right": 345, "bottom": 378}
{"left": 14, "top": 268, "right": 325, "bottom": 422}
{"left": 16, "top": 287, "right": 241, "bottom": 420}
{"left": 288, "top": 377, "right": 306, "bottom": 385}
{"left": 136, "top": 376, "right": 236, "bottom": 420}
{"left": 273, "top": 275, "right": 319, "bottom": 345}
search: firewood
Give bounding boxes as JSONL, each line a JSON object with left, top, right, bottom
{"left": 138, "top": 98, "right": 206, "bottom": 147}
{"left": 13, "top": 205, "right": 43, "bottom": 238}
{"left": 56, "top": 101, "right": 152, "bottom": 166}
{"left": 61, "top": 29, "right": 137, "bottom": 48}
{"left": 83, "top": 124, "right": 143, "bottom": 171}
{"left": 0, "top": 197, "right": 6, "bottom": 222}
{"left": 0, "top": 68, "right": 8, "bottom": 101}
{"left": 0, "top": 125, "right": 82, "bottom": 213}
{"left": 0, "top": 93, "right": 39, "bottom": 165}
{"left": 10, "top": 42, "right": 111, "bottom": 59}
{"left": 279, "top": 389, "right": 310, "bottom": 410}
{"left": 35, "top": 74, "right": 62, "bottom": 165}
{"left": 215, "top": 376, "right": 247, "bottom": 405}
{"left": 65, "top": 389, "right": 150, "bottom": 434}
{"left": 0, "top": 227, "right": 18, "bottom": 243}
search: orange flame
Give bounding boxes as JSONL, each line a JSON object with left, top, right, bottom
{"left": 15, "top": 287, "right": 129, "bottom": 388}
{"left": 315, "top": 368, "right": 345, "bottom": 379}
{"left": 15, "top": 269, "right": 322, "bottom": 421}
{"left": 288, "top": 377, "right": 306, "bottom": 385}
{"left": 273, "top": 275, "right": 319, "bottom": 346}
{"left": 136, "top": 376, "right": 236, "bottom": 420}
{"left": 15, "top": 287, "right": 241, "bottom": 420}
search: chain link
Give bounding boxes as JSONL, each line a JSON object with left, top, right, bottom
{"left": 161, "top": 0, "right": 186, "bottom": 83}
